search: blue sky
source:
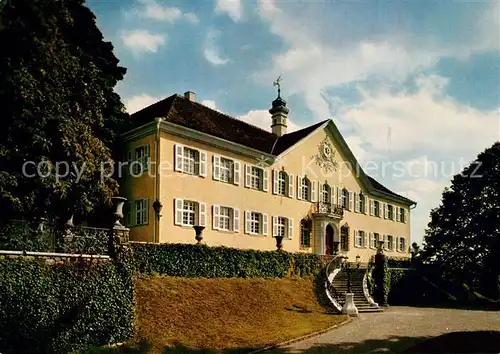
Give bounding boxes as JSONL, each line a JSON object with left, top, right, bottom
{"left": 87, "top": 0, "right": 499, "bottom": 245}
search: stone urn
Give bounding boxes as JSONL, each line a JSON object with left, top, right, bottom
{"left": 111, "top": 196, "right": 127, "bottom": 227}
{"left": 275, "top": 235, "right": 284, "bottom": 251}
{"left": 193, "top": 225, "right": 205, "bottom": 243}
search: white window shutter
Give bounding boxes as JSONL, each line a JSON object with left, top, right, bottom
{"left": 262, "top": 214, "right": 268, "bottom": 236}
{"left": 288, "top": 173, "right": 294, "bottom": 198}
{"left": 199, "top": 151, "right": 207, "bottom": 177}
{"left": 396, "top": 207, "right": 400, "bottom": 222}
{"left": 144, "top": 198, "right": 149, "bottom": 224}
{"left": 404, "top": 209, "right": 408, "bottom": 223}
{"left": 145, "top": 144, "right": 150, "bottom": 171}
{"left": 311, "top": 180, "right": 317, "bottom": 202}
{"left": 383, "top": 203, "right": 387, "bottom": 219}
{"left": 245, "top": 164, "right": 251, "bottom": 187}
{"left": 288, "top": 218, "right": 293, "bottom": 239}
{"left": 174, "top": 198, "right": 183, "bottom": 225}
{"left": 175, "top": 144, "right": 184, "bottom": 172}
{"left": 369, "top": 232, "right": 374, "bottom": 248}
{"left": 354, "top": 193, "right": 358, "bottom": 212}
{"left": 393, "top": 237, "right": 397, "bottom": 250}
{"left": 297, "top": 176, "right": 303, "bottom": 200}
{"left": 213, "top": 155, "right": 221, "bottom": 181}
{"left": 349, "top": 191, "right": 354, "bottom": 211}
{"left": 364, "top": 232, "right": 369, "bottom": 248}
{"left": 379, "top": 203, "right": 383, "bottom": 218}
{"left": 198, "top": 202, "right": 207, "bottom": 226}
{"left": 354, "top": 230, "right": 358, "bottom": 246}
{"left": 272, "top": 170, "right": 278, "bottom": 195}
{"left": 383, "top": 234, "right": 387, "bottom": 249}
{"left": 369, "top": 199, "right": 373, "bottom": 216}
{"left": 212, "top": 205, "right": 220, "bottom": 230}
{"left": 337, "top": 187, "right": 341, "bottom": 204}
{"left": 364, "top": 196, "right": 368, "bottom": 214}
{"left": 233, "top": 208, "right": 240, "bottom": 232}
{"left": 262, "top": 169, "right": 269, "bottom": 192}
{"left": 244, "top": 211, "right": 251, "bottom": 234}
{"left": 233, "top": 161, "right": 241, "bottom": 185}
{"left": 272, "top": 216, "right": 278, "bottom": 237}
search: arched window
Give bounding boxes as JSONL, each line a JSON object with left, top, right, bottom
{"left": 300, "top": 218, "right": 312, "bottom": 248}
{"left": 341, "top": 188, "right": 349, "bottom": 209}
{"left": 301, "top": 177, "right": 311, "bottom": 200}
{"left": 340, "top": 224, "right": 349, "bottom": 251}
{"left": 321, "top": 183, "right": 330, "bottom": 204}
{"left": 277, "top": 171, "right": 287, "bottom": 195}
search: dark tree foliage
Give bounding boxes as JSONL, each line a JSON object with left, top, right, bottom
{"left": 421, "top": 142, "right": 500, "bottom": 298}
{"left": 0, "top": 0, "right": 130, "bottom": 221}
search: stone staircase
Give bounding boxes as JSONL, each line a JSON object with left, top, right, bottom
{"left": 332, "top": 267, "right": 383, "bottom": 313}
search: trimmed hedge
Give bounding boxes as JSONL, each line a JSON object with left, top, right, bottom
{"left": 0, "top": 257, "right": 134, "bottom": 354}
{"left": 129, "top": 243, "right": 323, "bottom": 278}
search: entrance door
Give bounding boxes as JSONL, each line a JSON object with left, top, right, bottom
{"left": 325, "top": 224, "right": 334, "bottom": 255}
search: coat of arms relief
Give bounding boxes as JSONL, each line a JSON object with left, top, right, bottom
{"left": 311, "top": 138, "right": 339, "bottom": 173}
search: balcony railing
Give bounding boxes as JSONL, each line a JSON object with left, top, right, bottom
{"left": 314, "top": 202, "right": 344, "bottom": 218}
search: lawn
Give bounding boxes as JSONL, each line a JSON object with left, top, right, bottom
{"left": 86, "top": 276, "right": 347, "bottom": 353}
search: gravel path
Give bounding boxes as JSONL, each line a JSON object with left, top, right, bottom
{"left": 265, "top": 306, "right": 500, "bottom": 353}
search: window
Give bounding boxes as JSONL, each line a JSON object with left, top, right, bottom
{"left": 398, "top": 237, "right": 406, "bottom": 252}
{"left": 183, "top": 148, "right": 197, "bottom": 175}
{"left": 125, "top": 199, "right": 149, "bottom": 226}
{"left": 300, "top": 219, "right": 312, "bottom": 248}
{"left": 175, "top": 144, "right": 207, "bottom": 177}
{"left": 245, "top": 165, "right": 268, "bottom": 191}
{"left": 277, "top": 217, "right": 286, "bottom": 237}
{"left": 128, "top": 145, "right": 150, "bottom": 175}
{"left": 373, "top": 200, "right": 380, "bottom": 217}
{"left": 219, "top": 158, "right": 232, "bottom": 183}
{"left": 370, "top": 232, "right": 377, "bottom": 248}
{"left": 245, "top": 211, "right": 268, "bottom": 235}
{"left": 387, "top": 235, "right": 394, "bottom": 250}
{"left": 341, "top": 189, "right": 349, "bottom": 209}
{"left": 250, "top": 213, "right": 260, "bottom": 234}
{"left": 182, "top": 200, "right": 196, "bottom": 226}
{"left": 301, "top": 177, "right": 310, "bottom": 200}
{"left": 213, "top": 205, "right": 240, "bottom": 232}
{"left": 321, "top": 183, "right": 330, "bottom": 204}
{"left": 213, "top": 156, "right": 241, "bottom": 185}
{"left": 356, "top": 193, "right": 365, "bottom": 213}
{"left": 399, "top": 208, "right": 406, "bottom": 223}
{"left": 387, "top": 204, "right": 394, "bottom": 220}
{"left": 174, "top": 199, "right": 207, "bottom": 227}
{"left": 277, "top": 171, "right": 287, "bottom": 195}
{"left": 355, "top": 230, "right": 364, "bottom": 248}
{"left": 219, "top": 207, "right": 231, "bottom": 230}
{"left": 340, "top": 225, "right": 349, "bottom": 251}
{"left": 272, "top": 216, "right": 294, "bottom": 239}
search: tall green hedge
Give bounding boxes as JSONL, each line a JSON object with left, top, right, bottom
{"left": 129, "top": 243, "right": 323, "bottom": 278}
{"left": 0, "top": 257, "right": 133, "bottom": 354}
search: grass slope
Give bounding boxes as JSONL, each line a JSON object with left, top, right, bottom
{"left": 124, "top": 276, "right": 347, "bottom": 353}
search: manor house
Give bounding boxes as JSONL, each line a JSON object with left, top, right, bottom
{"left": 120, "top": 90, "right": 416, "bottom": 261}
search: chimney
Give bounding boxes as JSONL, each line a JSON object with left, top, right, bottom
{"left": 184, "top": 91, "right": 196, "bottom": 102}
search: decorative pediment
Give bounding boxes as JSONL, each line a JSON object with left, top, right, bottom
{"left": 311, "top": 137, "right": 338, "bottom": 173}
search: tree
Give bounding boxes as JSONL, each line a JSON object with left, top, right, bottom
{"left": 420, "top": 142, "right": 500, "bottom": 299}
{"left": 0, "top": 0, "right": 130, "bottom": 221}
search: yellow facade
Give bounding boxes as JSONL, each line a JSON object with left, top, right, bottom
{"left": 121, "top": 116, "right": 414, "bottom": 262}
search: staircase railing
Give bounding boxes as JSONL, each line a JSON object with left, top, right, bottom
{"left": 325, "top": 255, "right": 344, "bottom": 312}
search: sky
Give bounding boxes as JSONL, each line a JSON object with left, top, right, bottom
{"left": 87, "top": 0, "right": 500, "bottom": 245}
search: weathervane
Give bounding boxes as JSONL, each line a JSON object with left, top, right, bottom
{"left": 273, "top": 75, "right": 282, "bottom": 97}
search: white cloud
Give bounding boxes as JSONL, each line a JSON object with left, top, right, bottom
{"left": 121, "top": 30, "right": 165, "bottom": 53}
{"left": 124, "top": 94, "right": 162, "bottom": 114}
{"left": 132, "top": 0, "right": 198, "bottom": 24}
{"left": 215, "top": 0, "right": 243, "bottom": 22}
{"left": 184, "top": 12, "right": 199, "bottom": 25}
{"left": 237, "top": 109, "right": 302, "bottom": 133}
{"left": 203, "top": 30, "right": 230, "bottom": 65}
{"left": 200, "top": 100, "right": 220, "bottom": 111}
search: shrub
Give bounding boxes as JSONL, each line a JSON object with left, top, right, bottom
{"left": 128, "top": 243, "right": 323, "bottom": 278}
{"left": 0, "top": 257, "right": 133, "bottom": 354}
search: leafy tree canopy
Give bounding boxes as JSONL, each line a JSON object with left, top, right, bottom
{"left": 0, "top": 0, "right": 130, "bottom": 221}
{"left": 420, "top": 142, "right": 500, "bottom": 298}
